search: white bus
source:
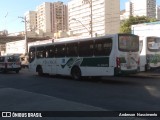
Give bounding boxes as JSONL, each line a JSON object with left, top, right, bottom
{"left": 139, "top": 36, "right": 160, "bottom": 71}
{"left": 28, "top": 33, "right": 139, "bottom": 80}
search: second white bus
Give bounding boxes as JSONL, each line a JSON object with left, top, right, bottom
{"left": 139, "top": 36, "right": 160, "bottom": 71}
{"left": 28, "top": 33, "right": 139, "bottom": 80}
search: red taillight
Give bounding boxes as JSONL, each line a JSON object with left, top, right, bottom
{"left": 116, "top": 57, "right": 120, "bottom": 68}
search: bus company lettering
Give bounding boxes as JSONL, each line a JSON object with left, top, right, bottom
{"left": 43, "top": 60, "right": 55, "bottom": 64}
{"left": 97, "top": 64, "right": 108, "bottom": 67}
{"left": 12, "top": 112, "right": 42, "bottom": 117}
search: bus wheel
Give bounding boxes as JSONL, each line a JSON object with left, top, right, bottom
{"left": 71, "top": 67, "right": 81, "bottom": 80}
{"left": 37, "top": 66, "right": 43, "bottom": 76}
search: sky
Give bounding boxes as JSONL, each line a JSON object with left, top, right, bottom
{"left": 0, "top": 0, "right": 160, "bottom": 33}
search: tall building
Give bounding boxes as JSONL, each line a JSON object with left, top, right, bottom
{"left": 120, "top": 1, "right": 132, "bottom": 20}
{"left": 51, "top": 2, "right": 68, "bottom": 33}
{"left": 131, "top": 0, "right": 156, "bottom": 18}
{"left": 68, "top": 0, "right": 120, "bottom": 37}
{"left": 25, "top": 11, "right": 37, "bottom": 31}
{"left": 156, "top": 5, "right": 160, "bottom": 20}
{"left": 121, "top": 0, "right": 156, "bottom": 20}
{"left": 25, "top": 2, "right": 68, "bottom": 37}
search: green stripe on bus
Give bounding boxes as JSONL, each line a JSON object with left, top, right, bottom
{"left": 80, "top": 57, "right": 109, "bottom": 67}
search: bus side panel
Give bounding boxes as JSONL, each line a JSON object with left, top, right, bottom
{"left": 42, "top": 58, "right": 56, "bottom": 74}
{"left": 80, "top": 57, "right": 114, "bottom": 76}
{"left": 139, "top": 38, "right": 147, "bottom": 72}
{"left": 56, "top": 58, "right": 74, "bottom": 75}
{"left": 29, "top": 60, "right": 37, "bottom": 74}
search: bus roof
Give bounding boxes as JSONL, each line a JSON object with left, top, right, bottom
{"left": 29, "top": 33, "right": 138, "bottom": 48}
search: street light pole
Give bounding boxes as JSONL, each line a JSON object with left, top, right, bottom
{"left": 90, "top": 0, "right": 93, "bottom": 37}
{"left": 18, "top": 16, "right": 28, "bottom": 54}
{"left": 72, "top": 18, "right": 90, "bottom": 34}
{"left": 83, "top": 0, "right": 93, "bottom": 37}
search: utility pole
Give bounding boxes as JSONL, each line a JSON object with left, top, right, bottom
{"left": 83, "top": 0, "right": 93, "bottom": 37}
{"left": 18, "top": 16, "right": 28, "bottom": 54}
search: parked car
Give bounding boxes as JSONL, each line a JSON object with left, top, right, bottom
{"left": 0, "top": 55, "right": 21, "bottom": 73}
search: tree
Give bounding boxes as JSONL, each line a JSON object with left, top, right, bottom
{"left": 120, "top": 16, "right": 157, "bottom": 33}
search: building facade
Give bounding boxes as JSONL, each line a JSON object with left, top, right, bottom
{"left": 25, "top": 2, "right": 68, "bottom": 38}
{"left": 25, "top": 11, "right": 37, "bottom": 32}
{"left": 121, "top": 0, "right": 156, "bottom": 20}
{"left": 68, "top": 0, "right": 120, "bottom": 37}
{"left": 156, "top": 5, "right": 160, "bottom": 20}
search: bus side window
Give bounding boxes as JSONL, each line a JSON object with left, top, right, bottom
{"left": 45, "top": 45, "right": 55, "bottom": 58}
{"left": 94, "top": 38, "right": 112, "bottom": 56}
{"left": 55, "top": 44, "right": 66, "bottom": 58}
{"left": 66, "top": 42, "right": 78, "bottom": 57}
{"left": 0, "top": 57, "right": 5, "bottom": 62}
{"left": 36, "top": 46, "right": 45, "bottom": 59}
{"left": 79, "top": 40, "right": 94, "bottom": 57}
{"left": 29, "top": 47, "right": 35, "bottom": 63}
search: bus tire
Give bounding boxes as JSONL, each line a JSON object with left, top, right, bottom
{"left": 71, "top": 66, "right": 81, "bottom": 80}
{"left": 37, "top": 66, "right": 43, "bottom": 76}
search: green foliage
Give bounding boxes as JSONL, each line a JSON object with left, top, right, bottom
{"left": 120, "top": 16, "right": 157, "bottom": 33}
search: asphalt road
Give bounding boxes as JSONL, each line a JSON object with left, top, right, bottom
{"left": 0, "top": 69, "right": 160, "bottom": 120}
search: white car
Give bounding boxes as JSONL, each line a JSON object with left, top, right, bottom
{"left": 0, "top": 55, "right": 21, "bottom": 73}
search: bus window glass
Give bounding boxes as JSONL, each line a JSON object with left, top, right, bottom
{"left": 7, "top": 56, "right": 18, "bottom": 62}
{"left": 36, "top": 46, "right": 45, "bottom": 58}
{"left": 45, "top": 45, "right": 55, "bottom": 58}
{"left": 55, "top": 44, "right": 66, "bottom": 57}
{"left": 29, "top": 47, "right": 35, "bottom": 63}
{"left": 119, "top": 35, "right": 139, "bottom": 52}
{"left": 79, "top": 40, "right": 94, "bottom": 57}
{"left": 66, "top": 42, "right": 78, "bottom": 57}
{"left": 0, "top": 57, "right": 5, "bottom": 62}
{"left": 94, "top": 38, "right": 112, "bottom": 56}
{"left": 147, "top": 37, "right": 160, "bottom": 52}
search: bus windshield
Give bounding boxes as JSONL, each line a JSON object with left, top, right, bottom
{"left": 118, "top": 34, "right": 139, "bottom": 52}
{"left": 147, "top": 37, "right": 160, "bottom": 52}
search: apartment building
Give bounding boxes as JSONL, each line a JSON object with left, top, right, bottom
{"left": 120, "top": 1, "right": 132, "bottom": 20}
{"left": 25, "top": 2, "right": 68, "bottom": 37}
{"left": 25, "top": 11, "right": 37, "bottom": 31}
{"left": 121, "top": 0, "right": 156, "bottom": 20}
{"left": 132, "top": 0, "right": 156, "bottom": 18}
{"left": 51, "top": 2, "right": 68, "bottom": 33}
{"left": 156, "top": 5, "right": 160, "bottom": 20}
{"left": 68, "top": 0, "right": 120, "bottom": 37}
{"left": 36, "top": 2, "right": 52, "bottom": 33}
